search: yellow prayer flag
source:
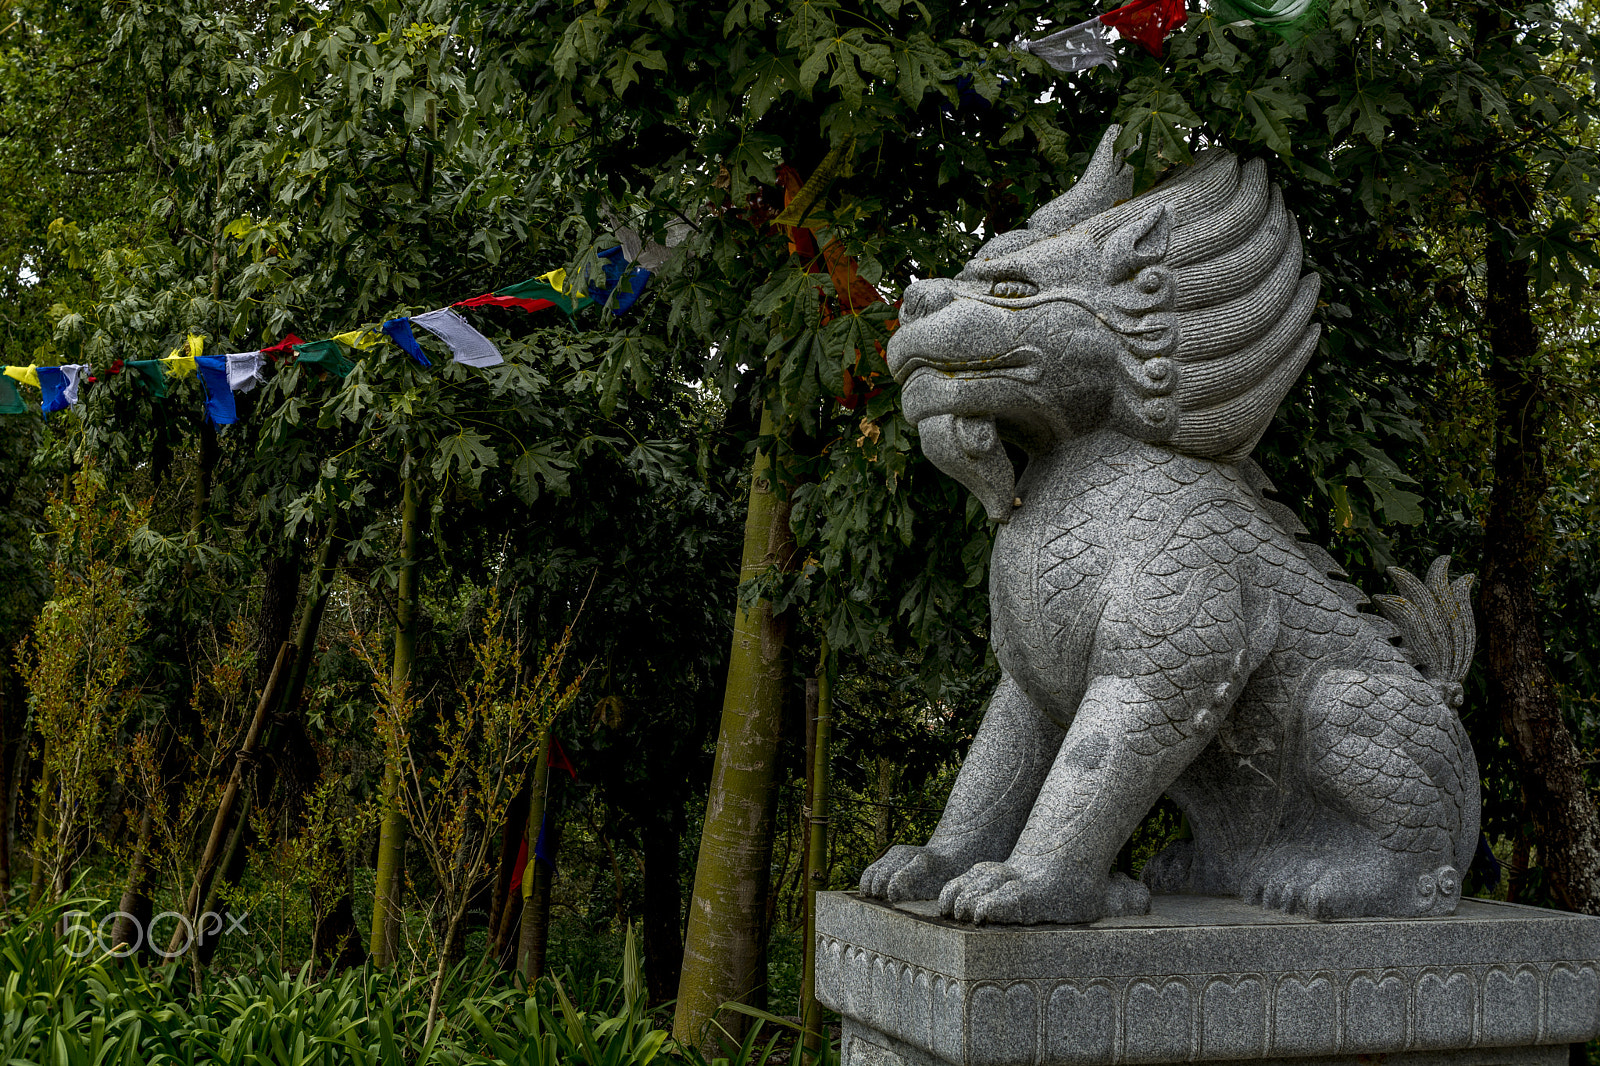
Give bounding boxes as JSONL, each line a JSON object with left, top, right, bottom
{"left": 3, "top": 365, "right": 39, "bottom": 388}
{"left": 538, "top": 267, "right": 571, "bottom": 294}
{"left": 332, "top": 329, "right": 385, "bottom": 351}
{"left": 162, "top": 354, "right": 198, "bottom": 379}
{"left": 188, "top": 334, "right": 204, "bottom": 360}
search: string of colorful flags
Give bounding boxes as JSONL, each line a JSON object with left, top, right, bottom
{"left": 0, "top": 236, "right": 667, "bottom": 422}
{"left": 1018, "top": 0, "right": 1321, "bottom": 74}
{"left": 0, "top": 0, "right": 1326, "bottom": 422}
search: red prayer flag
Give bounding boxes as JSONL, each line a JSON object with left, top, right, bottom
{"left": 260, "top": 333, "right": 305, "bottom": 363}
{"left": 1099, "top": 0, "right": 1187, "bottom": 55}
{"left": 548, "top": 735, "right": 578, "bottom": 780}
{"left": 455, "top": 292, "right": 559, "bottom": 314}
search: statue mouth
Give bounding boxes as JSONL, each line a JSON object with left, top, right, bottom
{"left": 892, "top": 347, "right": 1043, "bottom": 387}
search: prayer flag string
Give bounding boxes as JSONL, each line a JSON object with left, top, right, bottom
{"left": 0, "top": 242, "right": 670, "bottom": 420}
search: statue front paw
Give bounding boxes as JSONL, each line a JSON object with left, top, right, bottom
{"left": 938, "top": 862, "right": 1150, "bottom": 925}
{"left": 859, "top": 845, "right": 971, "bottom": 902}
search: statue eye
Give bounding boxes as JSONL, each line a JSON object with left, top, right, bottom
{"left": 989, "top": 279, "right": 1039, "bottom": 299}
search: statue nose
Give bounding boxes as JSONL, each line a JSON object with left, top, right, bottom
{"left": 902, "top": 280, "right": 956, "bottom": 322}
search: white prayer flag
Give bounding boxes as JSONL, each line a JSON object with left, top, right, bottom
{"left": 1018, "top": 18, "right": 1118, "bottom": 73}
{"left": 411, "top": 308, "right": 505, "bottom": 368}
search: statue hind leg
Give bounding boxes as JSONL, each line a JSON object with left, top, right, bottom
{"left": 859, "top": 674, "right": 1064, "bottom": 902}
{"left": 1247, "top": 668, "right": 1476, "bottom": 919}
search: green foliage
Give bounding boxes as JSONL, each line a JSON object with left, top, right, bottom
{"left": 17, "top": 468, "right": 147, "bottom": 898}
{"left": 0, "top": 896, "right": 817, "bottom": 1066}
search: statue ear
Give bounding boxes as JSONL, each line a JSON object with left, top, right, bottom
{"left": 1100, "top": 205, "right": 1170, "bottom": 285}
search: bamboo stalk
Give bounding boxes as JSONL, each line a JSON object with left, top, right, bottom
{"left": 166, "top": 641, "right": 294, "bottom": 957}
{"left": 799, "top": 639, "right": 833, "bottom": 1064}
{"left": 371, "top": 473, "right": 420, "bottom": 966}
{"left": 515, "top": 726, "right": 553, "bottom": 981}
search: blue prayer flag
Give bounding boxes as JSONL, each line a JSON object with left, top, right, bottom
{"left": 382, "top": 317, "right": 432, "bottom": 367}
{"left": 194, "top": 355, "right": 237, "bottom": 425}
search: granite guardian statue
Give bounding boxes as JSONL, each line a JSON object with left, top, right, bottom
{"left": 860, "top": 127, "right": 1478, "bottom": 924}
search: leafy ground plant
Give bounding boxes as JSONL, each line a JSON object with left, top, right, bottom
{"left": 0, "top": 893, "right": 807, "bottom": 1066}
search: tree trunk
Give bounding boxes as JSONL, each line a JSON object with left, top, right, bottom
{"left": 372, "top": 475, "right": 421, "bottom": 966}
{"left": 873, "top": 757, "right": 895, "bottom": 852}
{"left": 111, "top": 808, "right": 156, "bottom": 961}
{"left": 254, "top": 552, "right": 303, "bottom": 693}
{"left": 487, "top": 782, "right": 530, "bottom": 964}
{"left": 800, "top": 642, "right": 834, "bottom": 1060}
{"left": 516, "top": 728, "right": 554, "bottom": 980}
{"left": 28, "top": 761, "right": 50, "bottom": 907}
{"left": 641, "top": 808, "right": 685, "bottom": 1006}
{"left": 674, "top": 403, "right": 797, "bottom": 1050}
{"left": 167, "top": 642, "right": 294, "bottom": 957}
{"left": 312, "top": 879, "right": 368, "bottom": 971}
{"left": 1477, "top": 175, "right": 1600, "bottom": 914}
{"left": 520, "top": 811, "right": 562, "bottom": 983}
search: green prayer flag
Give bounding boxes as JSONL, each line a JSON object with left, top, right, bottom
{"left": 1211, "top": 0, "right": 1325, "bottom": 35}
{"left": 0, "top": 374, "right": 27, "bottom": 415}
{"left": 495, "top": 275, "right": 592, "bottom": 315}
{"left": 125, "top": 359, "right": 169, "bottom": 398}
{"left": 294, "top": 339, "right": 356, "bottom": 378}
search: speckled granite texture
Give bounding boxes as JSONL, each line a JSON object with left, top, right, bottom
{"left": 816, "top": 890, "right": 1600, "bottom": 1066}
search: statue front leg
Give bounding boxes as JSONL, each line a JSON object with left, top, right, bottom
{"left": 939, "top": 671, "right": 1229, "bottom": 924}
{"left": 860, "top": 674, "right": 1064, "bottom": 902}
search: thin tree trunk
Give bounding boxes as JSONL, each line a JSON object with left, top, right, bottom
{"left": 487, "top": 782, "right": 530, "bottom": 963}
{"left": 28, "top": 761, "right": 50, "bottom": 907}
{"left": 521, "top": 810, "right": 562, "bottom": 982}
{"left": 675, "top": 403, "right": 797, "bottom": 1050}
{"left": 167, "top": 642, "right": 294, "bottom": 956}
{"left": 372, "top": 475, "right": 421, "bottom": 966}
{"left": 111, "top": 808, "right": 155, "bottom": 960}
{"left": 1477, "top": 176, "right": 1600, "bottom": 915}
{"left": 800, "top": 641, "right": 833, "bottom": 1061}
{"left": 195, "top": 787, "right": 253, "bottom": 965}
{"left": 873, "top": 757, "right": 895, "bottom": 852}
{"left": 312, "top": 877, "right": 368, "bottom": 971}
{"left": 516, "top": 728, "right": 553, "bottom": 980}
{"left": 1507, "top": 836, "right": 1532, "bottom": 904}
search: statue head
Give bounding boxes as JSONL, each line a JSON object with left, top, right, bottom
{"left": 886, "top": 126, "right": 1321, "bottom": 520}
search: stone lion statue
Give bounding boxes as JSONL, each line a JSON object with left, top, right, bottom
{"left": 860, "top": 127, "right": 1479, "bottom": 924}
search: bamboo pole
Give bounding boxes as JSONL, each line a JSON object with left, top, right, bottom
{"left": 166, "top": 640, "right": 294, "bottom": 956}
{"left": 799, "top": 639, "right": 833, "bottom": 1063}
{"left": 515, "top": 726, "right": 553, "bottom": 981}
{"left": 371, "top": 473, "right": 420, "bottom": 966}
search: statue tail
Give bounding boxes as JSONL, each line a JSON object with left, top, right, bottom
{"left": 1371, "top": 556, "right": 1476, "bottom": 711}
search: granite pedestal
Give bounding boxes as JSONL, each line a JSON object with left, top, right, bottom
{"left": 815, "top": 891, "right": 1600, "bottom": 1066}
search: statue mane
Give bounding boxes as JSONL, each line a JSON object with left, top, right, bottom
{"left": 1007, "top": 131, "right": 1322, "bottom": 463}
